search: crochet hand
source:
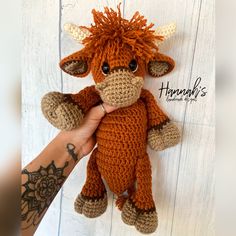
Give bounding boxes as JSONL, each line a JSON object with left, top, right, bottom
{"left": 148, "top": 122, "right": 181, "bottom": 151}
{"left": 41, "top": 92, "right": 84, "bottom": 131}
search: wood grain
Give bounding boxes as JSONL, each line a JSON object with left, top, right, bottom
{"left": 171, "top": 124, "right": 215, "bottom": 236}
{"left": 171, "top": 0, "right": 215, "bottom": 235}
{"left": 22, "top": 0, "right": 215, "bottom": 235}
{"left": 184, "top": 0, "right": 215, "bottom": 125}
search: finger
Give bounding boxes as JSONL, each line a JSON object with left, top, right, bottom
{"left": 102, "top": 103, "right": 118, "bottom": 113}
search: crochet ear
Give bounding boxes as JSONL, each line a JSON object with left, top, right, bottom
{"left": 147, "top": 53, "right": 175, "bottom": 77}
{"left": 60, "top": 51, "right": 91, "bottom": 77}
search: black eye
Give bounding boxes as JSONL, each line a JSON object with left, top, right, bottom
{"left": 129, "top": 59, "right": 138, "bottom": 72}
{"left": 101, "top": 62, "right": 110, "bottom": 75}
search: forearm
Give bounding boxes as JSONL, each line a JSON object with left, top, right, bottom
{"left": 21, "top": 132, "right": 82, "bottom": 236}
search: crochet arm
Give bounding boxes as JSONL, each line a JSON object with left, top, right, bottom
{"left": 140, "top": 89, "right": 169, "bottom": 130}
{"left": 140, "top": 89, "right": 180, "bottom": 151}
{"left": 41, "top": 85, "right": 101, "bottom": 130}
{"left": 67, "top": 86, "right": 101, "bottom": 113}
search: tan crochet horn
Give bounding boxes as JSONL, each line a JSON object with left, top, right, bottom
{"left": 64, "top": 23, "right": 90, "bottom": 44}
{"left": 154, "top": 23, "right": 176, "bottom": 46}
{"left": 64, "top": 22, "right": 176, "bottom": 46}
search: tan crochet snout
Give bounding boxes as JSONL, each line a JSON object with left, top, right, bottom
{"left": 95, "top": 69, "right": 144, "bottom": 108}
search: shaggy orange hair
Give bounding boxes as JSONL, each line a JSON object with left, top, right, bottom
{"left": 81, "top": 4, "right": 163, "bottom": 61}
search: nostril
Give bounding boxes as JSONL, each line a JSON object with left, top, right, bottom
{"left": 131, "top": 76, "right": 143, "bottom": 85}
{"left": 131, "top": 77, "right": 137, "bottom": 85}
{"left": 95, "top": 82, "right": 107, "bottom": 91}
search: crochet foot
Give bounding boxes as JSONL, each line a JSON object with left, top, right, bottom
{"left": 135, "top": 210, "right": 158, "bottom": 234}
{"left": 121, "top": 200, "right": 158, "bottom": 234}
{"left": 74, "top": 194, "right": 107, "bottom": 218}
{"left": 121, "top": 199, "right": 138, "bottom": 225}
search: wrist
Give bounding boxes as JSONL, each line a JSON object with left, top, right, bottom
{"left": 55, "top": 131, "right": 83, "bottom": 160}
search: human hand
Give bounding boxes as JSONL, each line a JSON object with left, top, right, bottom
{"left": 57, "top": 103, "right": 117, "bottom": 158}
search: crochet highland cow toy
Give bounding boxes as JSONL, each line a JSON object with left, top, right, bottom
{"left": 41, "top": 5, "right": 180, "bottom": 234}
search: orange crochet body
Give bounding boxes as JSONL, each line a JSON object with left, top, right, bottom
{"left": 96, "top": 99, "right": 147, "bottom": 195}
{"left": 72, "top": 86, "right": 170, "bottom": 211}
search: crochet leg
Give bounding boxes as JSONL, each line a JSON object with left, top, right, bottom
{"left": 74, "top": 148, "right": 107, "bottom": 218}
{"left": 121, "top": 153, "right": 158, "bottom": 234}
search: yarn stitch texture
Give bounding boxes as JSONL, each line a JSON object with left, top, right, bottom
{"left": 41, "top": 5, "right": 180, "bottom": 234}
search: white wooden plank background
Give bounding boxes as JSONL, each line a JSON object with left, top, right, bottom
{"left": 22, "top": 0, "right": 215, "bottom": 235}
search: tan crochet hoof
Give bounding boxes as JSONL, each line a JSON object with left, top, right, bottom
{"left": 148, "top": 129, "right": 165, "bottom": 151}
{"left": 41, "top": 92, "right": 84, "bottom": 130}
{"left": 121, "top": 200, "right": 138, "bottom": 225}
{"left": 148, "top": 122, "right": 181, "bottom": 151}
{"left": 74, "top": 194, "right": 107, "bottom": 218}
{"left": 162, "top": 122, "right": 181, "bottom": 147}
{"left": 135, "top": 211, "right": 158, "bottom": 234}
{"left": 121, "top": 200, "right": 158, "bottom": 234}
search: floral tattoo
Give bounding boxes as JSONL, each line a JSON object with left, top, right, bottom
{"left": 21, "top": 161, "right": 68, "bottom": 229}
